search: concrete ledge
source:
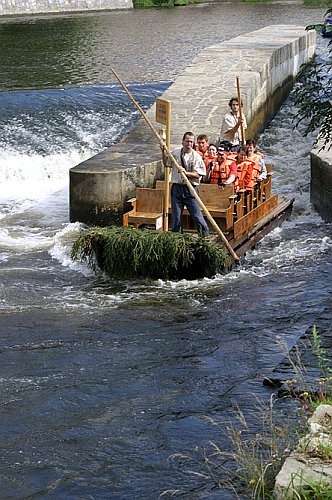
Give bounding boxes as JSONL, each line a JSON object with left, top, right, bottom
{"left": 70, "top": 25, "right": 316, "bottom": 225}
{"left": 311, "top": 142, "right": 332, "bottom": 222}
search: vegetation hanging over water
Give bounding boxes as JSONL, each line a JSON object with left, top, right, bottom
{"left": 293, "top": 9, "right": 332, "bottom": 150}
{"left": 71, "top": 226, "right": 231, "bottom": 280}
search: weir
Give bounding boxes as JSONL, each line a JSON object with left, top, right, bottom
{"left": 69, "top": 25, "right": 316, "bottom": 226}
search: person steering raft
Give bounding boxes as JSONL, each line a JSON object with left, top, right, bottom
{"left": 161, "top": 131, "right": 209, "bottom": 237}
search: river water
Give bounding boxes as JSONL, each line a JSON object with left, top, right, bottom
{"left": 0, "top": 4, "right": 331, "bottom": 499}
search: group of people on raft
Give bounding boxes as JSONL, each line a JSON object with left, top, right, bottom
{"left": 160, "top": 97, "right": 268, "bottom": 237}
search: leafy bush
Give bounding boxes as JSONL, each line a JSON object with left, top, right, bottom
{"left": 293, "top": 8, "right": 332, "bottom": 150}
{"left": 71, "top": 226, "right": 231, "bottom": 280}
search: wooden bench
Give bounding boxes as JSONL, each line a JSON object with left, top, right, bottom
{"left": 123, "top": 188, "right": 164, "bottom": 231}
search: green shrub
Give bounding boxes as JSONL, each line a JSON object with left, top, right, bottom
{"left": 71, "top": 226, "right": 231, "bottom": 280}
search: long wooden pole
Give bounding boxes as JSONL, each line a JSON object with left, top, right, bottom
{"left": 236, "top": 76, "right": 245, "bottom": 145}
{"left": 160, "top": 129, "right": 170, "bottom": 232}
{"left": 111, "top": 67, "right": 239, "bottom": 262}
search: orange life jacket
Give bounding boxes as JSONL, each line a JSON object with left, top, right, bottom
{"left": 234, "top": 159, "right": 255, "bottom": 192}
{"left": 195, "top": 146, "right": 209, "bottom": 160}
{"left": 247, "top": 153, "right": 263, "bottom": 187}
{"left": 209, "top": 159, "right": 235, "bottom": 185}
{"left": 204, "top": 155, "right": 218, "bottom": 168}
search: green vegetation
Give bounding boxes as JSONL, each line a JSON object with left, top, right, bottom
{"left": 293, "top": 8, "right": 332, "bottom": 150}
{"left": 287, "top": 472, "right": 332, "bottom": 499}
{"left": 71, "top": 226, "right": 230, "bottom": 280}
{"left": 316, "top": 439, "right": 332, "bottom": 461}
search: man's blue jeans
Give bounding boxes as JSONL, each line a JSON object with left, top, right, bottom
{"left": 171, "top": 183, "right": 209, "bottom": 236}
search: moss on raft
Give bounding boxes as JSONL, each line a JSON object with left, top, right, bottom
{"left": 71, "top": 226, "right": 232, "bottom": 280}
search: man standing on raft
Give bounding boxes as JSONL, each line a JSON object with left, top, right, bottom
{"left": 220, "top": 97, "right": 247, "bottom": 152}
{"left": 166, "top": 131, "right": 209, "bottom": 236}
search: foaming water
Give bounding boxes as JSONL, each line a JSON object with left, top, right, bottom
{"left": 0, "top": 82, "right": 170, "bottom": 255}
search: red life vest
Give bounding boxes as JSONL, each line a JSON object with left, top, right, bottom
{"left": 209, "top": 159, "right": 235, "bottom": 185}
{"left": 195, "top": 146, "right": 209, "bottom": 160}
{"left": 248, "top": 153, "right": 263, "bottom": 186}
{"left": 234, "top": 159, "right": 255, "bottom": 192}
{"left": 204, "top": 155, "right": 218, "bottom": 168}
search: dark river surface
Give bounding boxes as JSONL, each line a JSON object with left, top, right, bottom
{"left": 0, "top": 4, "right": 331, "bottom": 499}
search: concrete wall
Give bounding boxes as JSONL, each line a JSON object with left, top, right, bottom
{"left": 0, "top": 0, "right": 132, "bottom": 16}
{"left": 311, "top": 142, "right": 332, "bottom": 222}
{"left": 70, "top": 25, "right": 316, "bottom": 226}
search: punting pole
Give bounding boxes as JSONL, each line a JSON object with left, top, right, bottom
{"left": 236, "top": 76, "right": 245, "bottom": 145}
{"left": 110, "top": 67, "right": 239, "bottom": 262}
{"left": 156, "top": 98, "right": 171, "bottom": 232}
{"left": 159, "top": 127, "right": 170, "bottom": 232}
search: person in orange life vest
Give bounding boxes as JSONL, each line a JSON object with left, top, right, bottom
{"left": 204, "top": 146, "right": 237, "bottom": 186}
{"left": 203, "top": 144, "right": 218, "bottom": 175}
{"left": 220, "top": 97, "right": 247, "bottom": 152}
{"left": 234, "top": 146, "right": 255, "bottom": 192}
{"left": 195, "top": 134, "right": 209, "bottom": 160}
{"left": 203, "top": 145, "right": 218, "bottom": 183}
{"left": 246, "top": 139, "right": 267, "bottom": 182}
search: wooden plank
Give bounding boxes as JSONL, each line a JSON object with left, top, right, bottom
{"left": 233, "top": 194, "right": 279, "bottom": 239}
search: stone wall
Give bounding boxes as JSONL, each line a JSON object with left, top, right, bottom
{"left": 311, "top": 142, "right": 332, "bottom": 223}
{"left": 70, "top": 25, "right": 316, "bottom": 226}
{"left": 0, "top": 0, "right": 132, "bottom": 16}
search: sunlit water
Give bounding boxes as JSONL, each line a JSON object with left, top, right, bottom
{"left": 0, "top": 5, "right": 331, "bottom": 498}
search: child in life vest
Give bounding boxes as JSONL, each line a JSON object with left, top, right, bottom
{"left": 202, "top": 144, "right": 218, "bottom": 182}
{"left": 234, "top": 146, "right": 255, "bottom": 192}
{"left": 246, "top": 139, "right": 267, "bottom": 182}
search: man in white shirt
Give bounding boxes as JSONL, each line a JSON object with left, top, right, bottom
{"left": 220, "top": 97, "right": 247, "bottom": 152}
{"left": 169, "top": 131, "right": 209, "bottom": 236}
